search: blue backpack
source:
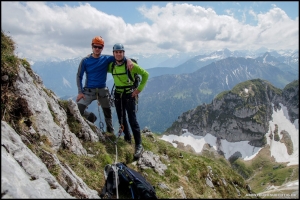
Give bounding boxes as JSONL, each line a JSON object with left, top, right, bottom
{"left": 100, "top": 162, "right": 158, "bottom": 199}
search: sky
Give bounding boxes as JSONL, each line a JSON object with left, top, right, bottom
{"left": 160, "top": 103, "right": 299, "bottom": 166}
{"left": 1, "top": 1, "right": 299, "bottom": 62}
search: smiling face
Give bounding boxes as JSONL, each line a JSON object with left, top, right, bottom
{"left": 113, "top": 50, "right": 125, "bottom": 62}
{"left": 91, "top": 44, "right": 103, "bottom": 56}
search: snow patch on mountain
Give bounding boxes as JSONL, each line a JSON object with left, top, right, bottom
{"left": 160, "top": 103, "right": 298, "bottom": 166}
{"left": 267, "top": 103, "right": 298, "bottom": 166}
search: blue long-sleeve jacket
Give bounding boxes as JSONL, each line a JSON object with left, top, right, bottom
{"left": 76, "top": 54, "right": 115, "bottom": 94}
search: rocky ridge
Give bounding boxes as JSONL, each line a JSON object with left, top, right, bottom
{"left": 165, "top": 79, "right": 299, "bottom": 147}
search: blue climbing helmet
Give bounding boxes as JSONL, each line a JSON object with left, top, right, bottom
{"left": 113, "top": 43, "right": 125, "bottom": 52}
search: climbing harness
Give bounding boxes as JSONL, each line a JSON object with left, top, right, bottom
{"left": 110, "top": 61, "right": 140, "bottom": 113}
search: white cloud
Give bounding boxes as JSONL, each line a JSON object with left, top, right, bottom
{"left": 1, "top": 2, "right": 298, "bottom": 62}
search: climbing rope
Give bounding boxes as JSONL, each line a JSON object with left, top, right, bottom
{"left": 96, "top": 88, "right": 120, "bottom": 199}
{"left": 96, "top": 88, "right": 105, "bottom": 133}
{"left": 94, "top": 87, "right": 134, "bottom": 199}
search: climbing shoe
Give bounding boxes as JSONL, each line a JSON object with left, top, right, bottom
{"left": 134, "top": 144, "right": 144, "bottom": 158}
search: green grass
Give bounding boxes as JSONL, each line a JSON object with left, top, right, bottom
{"left": 241, "top": 146, "right": 298, "bottom": 194}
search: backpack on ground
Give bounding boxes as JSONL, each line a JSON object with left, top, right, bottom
{"left": 100, "top": 162, "right": 158, "bottom": 199}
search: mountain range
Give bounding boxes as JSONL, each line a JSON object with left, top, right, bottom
{"left": 165, "top": 79, "right": 298, "bottom": 144}
{"left": 137, "top": 54, "right": 298, "bottom": 133}
{"left": 31, "top": 49, "right": 298, "bottom": 133}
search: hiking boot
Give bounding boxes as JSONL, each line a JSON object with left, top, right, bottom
{"left": 134, "top": 144, "right": 144, "bottom": 158}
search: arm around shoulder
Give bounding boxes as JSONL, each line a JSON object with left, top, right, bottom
{"left": 135, "top": 66, "right": 149, "bottom": 92}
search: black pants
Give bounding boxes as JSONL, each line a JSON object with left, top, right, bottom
{"left": 114, "top": 92, "right": 141, "bottom": 146}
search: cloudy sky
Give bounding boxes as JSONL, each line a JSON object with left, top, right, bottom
{"left": 161, "top": 103, "right": 299, "bottom": 166}
{"left": 1, "top": 1, "right": 299, "bottom": 62}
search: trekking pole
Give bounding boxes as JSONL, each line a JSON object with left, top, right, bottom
{"left": 114, "top": 118, "right": 125, "bottom": 199}
{"left": 101, "top": 124, "right": 120, "bottom": 199}
{"left": 114, "top": 92, "right": 127, "bottom": 199}
{"left": 102, "top": 129, "right": 120, "bottom": 199}
{"left": 94, "top": 88, "right": 122, "bottom": 199}
{"left": 114, "top": 141, "right": 119, "bottom": 199}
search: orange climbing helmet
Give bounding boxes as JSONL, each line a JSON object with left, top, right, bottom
{"left": 92, "top": 36, "right": 104, "bottom": 45}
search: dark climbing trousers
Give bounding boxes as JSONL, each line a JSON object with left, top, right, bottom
{"left": 114, "top": 92, "right": 141, "bottom": 146}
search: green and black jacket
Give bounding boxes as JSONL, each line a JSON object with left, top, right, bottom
{"left": 108, "top": 62, "right": 149, "bottom": 94}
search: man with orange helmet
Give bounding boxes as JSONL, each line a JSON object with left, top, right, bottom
{"left": 76, "top": 36, "right": 133, "bottom": 134}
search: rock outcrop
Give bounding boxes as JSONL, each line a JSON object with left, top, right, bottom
{"left": 166, "top": 79, "right": 299, "bottom": 147}
{"left": 1, "top": 64, "right": 167, "bottom": 198}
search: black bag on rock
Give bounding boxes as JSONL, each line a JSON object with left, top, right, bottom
{"left": 100, "top": 162, "right": 158, "bottom": 199}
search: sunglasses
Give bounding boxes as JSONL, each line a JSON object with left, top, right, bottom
{"left": 93, "top": 45, "right": 103, "bottom": 49}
